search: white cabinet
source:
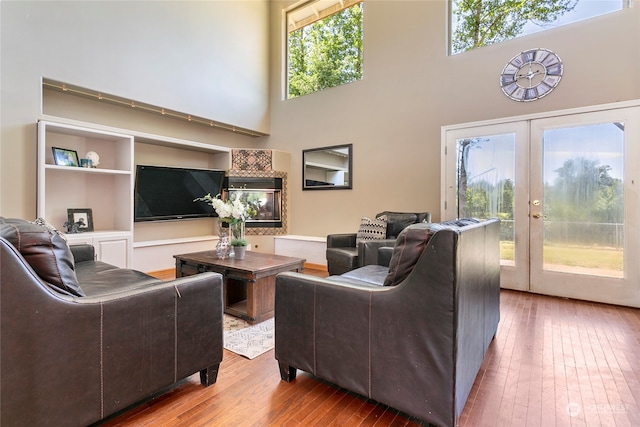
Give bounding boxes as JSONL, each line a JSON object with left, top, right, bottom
{"left": 37, "top": 120, "right": 134, "bottom": 267}
{"left": 66, "top": 232, "right": 132, "bottom": 268}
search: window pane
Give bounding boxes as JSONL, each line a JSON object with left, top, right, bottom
{"left": 456, "top": 134, "right": 515, "bottom": 263}
{"left": 451, "top": 0, "right": 623, "bottom": 55}
{"left": 542, "top": 122, "right": 624, "bottom": 277}
{"left": 287, "top": 2, "right": 363, "bottom": 98}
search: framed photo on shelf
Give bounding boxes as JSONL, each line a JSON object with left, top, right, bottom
{"left": 52, "top": 147, "right": 79, "bottom": 167}
{"left": 67, "top": 208, "right": 94, "bottom": 233}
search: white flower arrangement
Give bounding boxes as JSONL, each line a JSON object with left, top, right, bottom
{"left": 194, "top": 191, "right": 256, "bottom": 223}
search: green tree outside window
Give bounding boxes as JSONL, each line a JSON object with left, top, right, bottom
{"left": 287, "top": 2, "right": 363, "bottom": 98}
{"left": 451, "top": 0, "right": 578, "bottom": 54}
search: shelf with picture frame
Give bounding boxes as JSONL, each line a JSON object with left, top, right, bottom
{"left": 37, "top": 119, "right": 135, "bottom": 267}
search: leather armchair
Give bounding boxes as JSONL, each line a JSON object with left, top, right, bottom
{"left": 325, "top": 211, "right": 431, "bottom": 275}
{"left": 276, "top": 219, "right": 500, "bottom": 427}
{"left": 1, "top": 230, "right": 224, "bottom": 427}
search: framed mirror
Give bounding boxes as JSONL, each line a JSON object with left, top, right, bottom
{"left": 303, "top": 144, "right": 352, "bottom": 190}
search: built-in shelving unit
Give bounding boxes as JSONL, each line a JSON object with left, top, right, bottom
{"left": 37, "top": 117, "right": 232, "bottom": 269}
{"left": 37, "top": 120, "right": 135, "bottom": 267}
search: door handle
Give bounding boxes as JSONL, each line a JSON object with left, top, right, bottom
{"left": 532, "top": 213, "right": 546, "bottom": 219}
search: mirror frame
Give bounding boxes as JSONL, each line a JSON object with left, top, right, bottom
{"left": 302, "top": 144, "right": 353, "bottom": 190}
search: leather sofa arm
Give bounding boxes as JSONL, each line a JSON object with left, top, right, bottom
{"left": 358, "top": 238, "right": 396, "bottom": 266}
{"left": 275, "top": 271, "right": 391, "bottom": 381}
{"left": 78, "top": 272, "right": 224, "bottom": 387}
{"left": 70, "top": 244, "right": 95, "bottom": 263}
{"left": 1, "top": 235, "right": 224, "bottom": 427}
{"left": 327, "top": 233, "right": 357, "bottom": 248}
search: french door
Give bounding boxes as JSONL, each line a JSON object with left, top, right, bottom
{"left": 443, "top": 105, "right": 640, "bottom": 307}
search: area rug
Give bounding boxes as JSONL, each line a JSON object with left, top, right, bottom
{"left": 223, "top": 314, "right": 274, "bottom": 359}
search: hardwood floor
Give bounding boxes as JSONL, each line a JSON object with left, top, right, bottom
{"left": 97, "top": 270, "right": 640, "bottom": 427}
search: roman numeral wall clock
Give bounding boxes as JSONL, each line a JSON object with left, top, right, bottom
{"left": 500, "top": 48, "right": 563, "bottom": 102}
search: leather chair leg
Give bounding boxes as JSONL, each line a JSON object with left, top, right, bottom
{"left": 278, "top": 362, "right": 297, "bottom": 382}
{"left": 200, "top": 364, "right": 220, "bottom": 386}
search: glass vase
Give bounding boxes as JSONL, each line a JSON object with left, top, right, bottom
{"left": 230, "top": 220, "right": 245, "bottom": 241}
{"left": 229, "top": 220, "right": 245, "bottom": 258}
{"left": 216, "top": 223, "right": 230, "bottom": 259}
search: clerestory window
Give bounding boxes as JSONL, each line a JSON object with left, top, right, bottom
{"left": 450, "top": 0, "right": 625, "bottom": 55}
{"left": 286, "top": 0, "right": 364, "bottom": 99}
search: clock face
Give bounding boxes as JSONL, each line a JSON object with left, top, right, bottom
{"left": 500, "top": 48, "right": 563, "bottom": 102}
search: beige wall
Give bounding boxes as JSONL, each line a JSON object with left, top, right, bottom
{"left": 2, "top": 0, "right": 639, "bottom": 243}
{"left": 267, "top": 0, "right": 640, "bottom": 238}
{"left": 0, "top": 0, "right": 269, "bottom": 218}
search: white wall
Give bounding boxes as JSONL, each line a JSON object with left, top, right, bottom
{"left": 266, "top": 0, "right": 640, "bottom": 238}
{"left": 0, "top": 0, "right": 269, "bottom": 218}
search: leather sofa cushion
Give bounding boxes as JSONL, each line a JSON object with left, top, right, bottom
{"left": 383, "top": 222, "right": 436, "bottom": 286}
{"left": 383, "top": 219, "right": 481, "bottom": 286}
{"left": 75, "top": 260, "right": 161, "bottom": 297}
{"left": 376, "top": 212, "right": 417, "bottom": 239}
{"left": 338, "top": 264, "right": 388, "bottom": 286}
{"left": 0, "top": 217, "right": 84, "bottom": 296}
{"left": 376, "top": 211, "right": 431, "bottom": 239}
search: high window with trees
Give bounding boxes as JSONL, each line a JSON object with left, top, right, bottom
{"left": 286, "top": 0, "right": 363, "bottom": 98}
{"left": 450, "top": 0, "right": 624, "bottom": 55}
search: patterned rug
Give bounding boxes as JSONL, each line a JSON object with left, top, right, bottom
{"left": 223, "top": 314, "right": 274, "bottom": 359}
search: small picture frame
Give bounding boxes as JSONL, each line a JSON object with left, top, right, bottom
{"left": 67, "top": 208, "right": 94, "bottom": 233}
{"left": 52, "top": 147, "right": 79, "bottom": 167}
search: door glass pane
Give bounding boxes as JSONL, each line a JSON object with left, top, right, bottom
{"left": 456, "top": 134, "right": 515, "bottom": 264}
{"left": 542, "top": 122, "right": 624, "bottom": 277}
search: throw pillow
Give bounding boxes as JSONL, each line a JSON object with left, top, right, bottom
{"left": 356, "top": 215, "right": 387, "bottom": 244}
{"left": 32, "top": 217, "right": 68, "bottom": 241}
{"left": 0, "top": 217, "right": 84, "bottom": 296}
{"left": 383, "top": 222, "right": 436, "bottom": 286}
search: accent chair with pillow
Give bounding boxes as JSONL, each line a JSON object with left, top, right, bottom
{"left": 325, "top": 211, "right": 431, "bottom": 275}
{"left": 276, "top": 218, "right": 500, "bottom": 427}
{"left": 0, "top": 217, "right": 224, "bottom": 427}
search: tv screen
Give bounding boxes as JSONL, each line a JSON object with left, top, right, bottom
{"left": 134, "top": 165, "right": 225, "bottom": 222}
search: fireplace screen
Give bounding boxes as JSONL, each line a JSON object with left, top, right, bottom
{"left": 224, "top": 175, "right": 285, "bottom": 231}
{"left": 224, "top": 188, "right": 282, "bottom": 223}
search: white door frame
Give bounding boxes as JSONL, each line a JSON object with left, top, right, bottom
{"left": 441, "top": 100, "right": 640, "bottom": 308}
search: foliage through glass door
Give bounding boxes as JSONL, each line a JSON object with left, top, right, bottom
{"left": 456, "top": 134, "right": 516, "bottom": 264}
{"left": 540, "top": 122, "right": 624, "bottom": 277}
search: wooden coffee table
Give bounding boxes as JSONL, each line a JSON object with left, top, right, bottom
{"left": 174, "top": 250, "right": 305, "bottom": 324}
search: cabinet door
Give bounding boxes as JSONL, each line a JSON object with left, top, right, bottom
{"left": 95, "top": 236, "right": 130, "bottom": 268}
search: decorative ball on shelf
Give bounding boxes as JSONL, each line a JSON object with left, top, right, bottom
{"left": 85, "top": 151, "right": 100, "bottom": 167}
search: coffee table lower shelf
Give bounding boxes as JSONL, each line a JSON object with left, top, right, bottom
{"left": 225, "top": 300, "right": 249, "bottom": 321}
{"left": 174, "top": 250, "right": 305, "bottom": 324}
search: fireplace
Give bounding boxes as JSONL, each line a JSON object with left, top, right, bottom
{"left": 223, "top": 174, "right": 286, "bottom": 234}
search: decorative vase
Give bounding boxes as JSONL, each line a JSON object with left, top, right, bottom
{"left": 233, "top": 245, "right": 247, "bottom": 260}
{"left": 216, "top": 223, "right": 230, "bottom": 259}
{"left": 230, "top": 220, "right": 245, "bottom": 241}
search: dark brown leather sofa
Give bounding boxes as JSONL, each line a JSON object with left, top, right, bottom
{"left": 325, "top": 211, "right": 431, "bottom": 275}
{"left": 276, "top": 218, "right": 500, "bottom": 427}
{"left": 0, "top": 217, "right": 223, "bottom": 427}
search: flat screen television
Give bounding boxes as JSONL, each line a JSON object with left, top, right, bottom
{"left": 134, "top": 165, "right": 225, "bottom": 222}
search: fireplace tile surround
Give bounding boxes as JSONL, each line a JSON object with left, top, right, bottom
{"left": 228, "top": 150, "right": 287, "bottom": 236}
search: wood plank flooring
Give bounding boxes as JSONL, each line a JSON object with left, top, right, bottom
{"left": 96, "top": 270, "right": 640, "bottom": 427}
